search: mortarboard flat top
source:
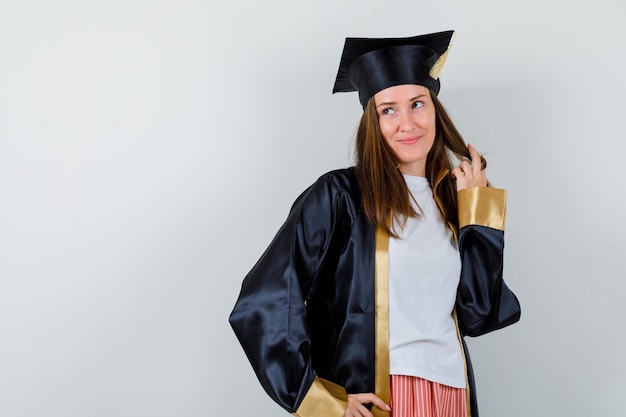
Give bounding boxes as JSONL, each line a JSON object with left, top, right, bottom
{"left": 332, "top": 30, "right": 455, "bottom": 108}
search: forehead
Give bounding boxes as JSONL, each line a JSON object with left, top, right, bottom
{"left": 373, "top": 84, "right": 430, "bottom": 104}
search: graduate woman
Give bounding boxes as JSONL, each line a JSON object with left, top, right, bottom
{"left": 229, "top": 30, "right": 520, "bottom": 417}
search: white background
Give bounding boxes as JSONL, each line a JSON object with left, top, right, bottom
{"left": 1, "top": 1, "right": 624, "bottom": 416}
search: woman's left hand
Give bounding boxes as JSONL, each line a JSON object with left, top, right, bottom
{"left": 450, "top": 144, "right": 487, "bottom": 191}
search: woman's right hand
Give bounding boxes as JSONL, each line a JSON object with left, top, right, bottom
{"left": 344, "top": 393, "right": 391, "bottom": 417}
{"left": 450, "top": 143, "right": 488, "bottom": 191}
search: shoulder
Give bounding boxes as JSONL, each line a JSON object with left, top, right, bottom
{"left": 297, "top": 167, "right": 360, "bottom": 201}
{"left": 290, "top": 167, "right": 361, "bottom": 217}
{"left": 315, "top": 167, "right": 360, "bottom": 194}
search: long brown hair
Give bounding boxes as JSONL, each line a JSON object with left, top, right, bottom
{"left": 354, "top": 90, "right": 484, "bottom": 238}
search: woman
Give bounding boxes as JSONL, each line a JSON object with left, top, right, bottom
{"left": 229, "top": 30, "right": 520, "bottom": 417}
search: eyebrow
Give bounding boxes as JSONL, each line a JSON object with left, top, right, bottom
{"left": 375, "top": 94, "right": 427, "bottom": 109}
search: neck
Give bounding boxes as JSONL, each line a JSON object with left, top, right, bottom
{"left": 399, "top": 162, "right": 426, "bottom": 177}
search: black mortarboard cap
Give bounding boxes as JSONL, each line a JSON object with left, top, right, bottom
{"left": 332, "top": 30, "right": 455, "bottom": 108}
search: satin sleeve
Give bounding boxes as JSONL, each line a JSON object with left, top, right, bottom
{"left": 455, "top": 187, "right": 521, "bottom": 337}
{"left": 229, "top": 173, "right": 352, "bottom": 415}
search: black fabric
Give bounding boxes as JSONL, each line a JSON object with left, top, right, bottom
{"left": 332, "top": 31, "right": 454, "bottom": 108}
{"left": 461, "top": 337, "right": 479, "bottom": 416}
{"left": 229, "top": 168, "right": 521, "bottom": 416}
{"left": 457, "top": 225, "right": 521, "bottom": 337}
{"left": 229, "top": 169, "right": 376, "bottom": 412}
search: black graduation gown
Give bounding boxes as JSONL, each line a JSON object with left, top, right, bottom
{"left": 229, "top": 167, "right": 520, "bottom": 417}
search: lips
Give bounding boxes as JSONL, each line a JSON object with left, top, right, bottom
{"left": 398, "top": 136, "right": 420, "bottom": 145}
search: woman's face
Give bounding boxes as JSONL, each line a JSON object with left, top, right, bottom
{"left": 374, "top": 84, "right": 436, "bottom": 177}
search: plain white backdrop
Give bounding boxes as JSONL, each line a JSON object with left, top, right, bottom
{"left": 1, "top": 1, "right": 624, "bottom": 416}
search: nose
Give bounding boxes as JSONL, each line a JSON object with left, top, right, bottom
{"left": 399, "top": 111, "right": 417, "bottom": 132}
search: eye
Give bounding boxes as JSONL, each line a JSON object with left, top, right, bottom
{"left": 381, "top": 107, "right": 395, "bottom": 116}
{"left": 412, "top": 101, "right": 424, "bottom": 109}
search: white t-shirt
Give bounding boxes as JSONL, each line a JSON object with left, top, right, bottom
{"left": 388, "top": 174, "right": 465, "bottom": 388}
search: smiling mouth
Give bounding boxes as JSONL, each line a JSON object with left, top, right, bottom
{"left": 398, "top": 136, "right": 420, "bottom": 145}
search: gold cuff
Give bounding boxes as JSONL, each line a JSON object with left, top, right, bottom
{"left": 373, "top": 228, "right": 391, "bottom": 417}
{"left": 457, "top": 187, "right": 506, "bottom": 231}
{"left": 293, "top": 377, "right": 348, "bottom": 417}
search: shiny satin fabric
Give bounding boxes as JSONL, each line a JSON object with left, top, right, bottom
{"left": 456, "top": 223, "right": 520, "bottom": 337}
{"left": 229, "top": 168, "right": 520, "bottom": 417}
{"left": 332, "top": 31, "right": 454, "bottom": 108}
{"left": 350, "top": 45, "right": 440, "bottom": 108}
{"left": 230, "top": 169, "right": 377, "bottom": 412}
{"left": 374, "top": 228, "right": 391, "bottom": 417}
{"left": 457, "top": 187, "right": 507, "bottom": 231}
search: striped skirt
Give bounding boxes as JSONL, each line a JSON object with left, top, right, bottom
{"left": 390, "top": 374, "right": 467, "bottom": 417}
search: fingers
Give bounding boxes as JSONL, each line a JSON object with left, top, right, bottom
{"left": 344, "top": 395, "right": 373, "bottom": 417}
{"left": 361, "top": 393, "right": 391, "bottom": 412}
{"left": 452, "top": 144, "right": 487, "bottom": 191}
{"left": 345, "top": 393, "right": 391, "bottom": 417}
{"left": 468, "top": 143, "right": 482, "bottom": 174}
{"left": 459, "top": 160, "right": 473, "bottom": 176}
